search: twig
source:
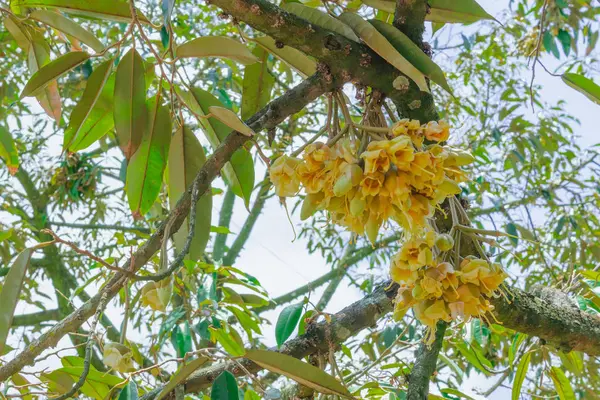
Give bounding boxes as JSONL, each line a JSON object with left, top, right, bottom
{"left": 529, "top": 0, "right": 549, "bottom": 110}
{"left": 53, "top": 293, "right": 109, "bottom": 400}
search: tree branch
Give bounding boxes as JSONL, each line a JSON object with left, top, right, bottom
{"left": 0, "top": 73, "right": 339, "bottom": 383}
{"left": 212, "top": 188, "right": 236, "bottom": 261}
{"left": 11, "top": 309, "right": 61, "bottom": 326}
{"left": 48, "top": 221, "right": 151, "bottom": 234}
{"left": 406, "top": 321, "right": 447, "bottom": 400}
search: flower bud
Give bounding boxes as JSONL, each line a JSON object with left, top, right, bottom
{"left": 349, "top": 194, "right": 366, "bottom": 217}
{"left": 103, "top": 343, "right": 134, "bottom": 373}
{"left": 300, "top": 193, "right": 323, "bottom": 220}
{"left": 435, "top": 233, "right": 454, "bottom": 252}
{"left": 365, "top": 212, "right": 382, "bottom": 244}
{"left": 141, "top": 278, "right": 172, "bottom": 312}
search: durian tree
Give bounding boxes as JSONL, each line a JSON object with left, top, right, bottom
{"left": 0, "top": 0, "right": 600, "bottom": 399}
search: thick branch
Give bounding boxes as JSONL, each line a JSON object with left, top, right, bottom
{"left": 406, "top": 321, "right": 447, "bottom": 400}
{"left": 393, "top": 0, "right": 428, "bottom": 46}
{"left": 0, "top": 73, "right": 338, "bottom": 382}
{"left": 207, "top": 0, "right": 437, "bottom": 121}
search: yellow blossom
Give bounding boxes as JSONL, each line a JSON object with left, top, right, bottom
{"left": 360, "top": 172, "right": 385, "bottom": 197}
{"left": 270, "top": 155, "right": 302, "bottom": 197}
{"left": 141, "top": 278, "right": 172, "bottom": 312}
{"left": 333, "top": 162, "right": 363, "bottom": 197}
{"left": 387, "top": 136, "right": 415, "bottom": 170}
{"left": 303, "top": 142, "right": 332, "bottom": 167}
{"left": 361, "top": 147, "right": 390, "bottom": 174}
{"left": 423, "top": 120, "right": 450, "bottom": 142}
{"left": 103, "top": 343, "right": 135, "bottom": 373}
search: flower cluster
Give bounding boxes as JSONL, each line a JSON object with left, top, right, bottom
{"left": 391, "top": 232, "right": 508, "bottom": 343}
{"left": 269, "top": 119, "right": 474, "bottom": 242}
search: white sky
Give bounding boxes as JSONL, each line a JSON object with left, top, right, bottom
{"left": 5, "top": 0, "right": 599, "bottom": 398}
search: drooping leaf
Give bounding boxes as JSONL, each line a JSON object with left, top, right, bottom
{"left": 455, "top": 341, "right": 491, "bottom": 376}
{"left": 210, "top": 326, "right": 246, "bottom": 357}
{"left": 254, "top": 36, "right": 317, "bottom": 78}
{"left": 176, "top": 36, "right": 259, "bottom": 65}
{"left": 118, "top": 381, "right": 138, "bottom": 400}
{"left": 557, "top": 30, "right": 571, "bottom": 56}
{"left": 543, "top": 31, "right": 560, "bottom": 59}
{"left": 3, "top": 15, "right": 32, "bottom": 50}
{"left": 512, "top": 352, "right": 531, "bottom": 400}
{"left": 114, "top": 48, "right": 147, "bottom": 160}
{"left": 27, "top": 36, "right": 61, "bottom": 121}
{"left": 0, "top": 242, "right": 51, "bottom": 355}
{"left": 177, "top": 87, "right": 255, "bottom": 208}
{"left": 21, "top": 51, "right": 89, "bottom": 98}
{"left": 369, "top": 19, "right": 452, "bottom": 93}
{"left": 171, "top": 323, "right": 193, "bottom": 358}
{"left": 439, "top": 388, "right": 475, "bottom": 400}
{"left": 155, "top": 356, "right": 210, "bottom": 400}
{"left": 241, "top": 46, "right": 275, "bottom": 121}
{"left": 0, "top": 125, "right": 19, "bottom": 175}
{"left": 30, "top": 10, "right": 104, "bottom": 52}
{"left": 167, "top": 126, "right": 212, "bottom": 261}
{"left": 562, "top": 73, "right": 600, "bottom": 106}
{"left": 11, "top": 374, "right": 33, "bottom": 400}
{"left": 548, "top": 367, "right": 576, "bottom": 400}
{"left": 126, "top": 94, "right": 172, "bottom": 218}
{"left": 208, "top": 106, "right": 255, "bottom": 137}
{"left": 245, "top": 349, "right": 353, "bottom": 398}
{"left": 11, "top": 0, "right": 149, "bottom": 22}
{"left": 281, "top": 3, "right": 359, "bottom": 42}
{"left": 161, "top": 0, "right": 175, "bottom": 24}
{"left": 438, "top": 353, "right": 463, "bottom": 384}
{"left": 427, "top": 0, "right": 493, "bottom": 23}
{"left": 211, "top": 371, "right": 239, "bottom": 400}
{"left": 338, "top": 12, "right": 429, "bottom": 92}
{"left": 63, "top": 58, "right": 113, "bottom": 150}
{"left": 275, "top": 302, "right": 303, "bottom": 347}
{"left": 505, "top": 222, "right": 519, "bottom": 246}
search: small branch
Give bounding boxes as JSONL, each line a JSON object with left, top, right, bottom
{"left": 48, "top": 221, "right": 150, "bottom": 234}
{"left": 213, "top": 188, "right": 236, "bottom": 262}
{"left": 53, "top": 293, "right": 108, "bottom": 400}
{"left": 11, "top": 309, "right": 61, "bottom": 326}
{"left": 222, "top": 173, "right": 270, "bottom": 266}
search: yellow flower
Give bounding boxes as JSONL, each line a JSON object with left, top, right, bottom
{"left": 296, "top": 162, "right": 326, "bottom": 194}
{"left": 300, "top": 192, "right": 324, "bottom": 220}
{"left": 360, "top": 172, "right": 385, "bottom": 197}
{"left": 103, "top": 343, "right": 135, "bottom": 373}
{"left": 270, "top": 155, "right": 302, "bottom": 197}
{"left": 141, "top": 278, "right": 172, "bottom": 312}
{"left": 405, "top": 194, "right": 433, "bottom": 229}
{"left": 333, "top": 138, "right": 358, "bottom": 164}
{"left": 387, "top": 136, "right": 415, "bottom": 170}
{"left": 423, "top": 120, "right": 450, "bottom": 142}
{"left": 303, "top": 142, "right": 332, "bottom": 167}
{"left": 365, "top": 210, "right": 383, "bottom": 244}
{"left": 394, "top": 287, "right": 415, "bottom": 319}
{"left": 361, "top": 146, "right": 391, "bottom": 174}
{"left": 391, "top": 119, "right": 424, "bottom": 147}
{"left": 390, "top": 262, "right": 419, "bottom": 285}
{"left": 459, "top": 258, "right": 491, "bottom": 286}
{"left": 383, "top": 171, "right": 411, "bottom": 204}
{"left": 448, "top": 301, "right": 465, "bottom": 320}
{"left": 393, "top": 237, "right": 434, "bottom": 270}
{"left": 421, "top": 275, "right": 443, "bottom": 298}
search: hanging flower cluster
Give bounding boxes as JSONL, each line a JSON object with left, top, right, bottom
{"left": 269, "top": 119, "right": 474, "bottom": 243}
{"left": 390, "top": 231, "right": 508, "bottom": 343}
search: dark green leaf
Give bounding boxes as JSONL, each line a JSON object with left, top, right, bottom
{"left": 543, "top": 31, "right": 560, "bottom": 58}
{"left": 241, "top": 46, "right": 275, "bottom": 121}
{"left": 275, "top": 302, "right": 304, "bottom": 347}
{"left": 557, "top": 29, "right": 571, "bottom": 56}
{"left": 505, "top": 222, "right": 519, "bottom": 246}
{"left": 211, "top": 371, "right": 239, "bottom": 400}
{"left": 21, "top": 51, "right": 89, "bottom": 98}
{"left": 118, "top": 381, "right": 138, "bottom": 400}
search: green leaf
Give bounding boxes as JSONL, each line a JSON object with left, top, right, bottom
{"left": 118, "top": 381, "right": 138, "bottom": 400}
{"left": 580, "top": 270, "right": 600, "bottom": 281}
{"left": 155, "top": 356, "right": 210, "bottom": 400}
{"left": 27, "top": 36, "right": 62, "bottom": 121}
{"left": 167, "top": 125, "right": 212, "bottom": 261}
{"left": 361, "top": 0, "right": 493, "bottom": 23}
{"left": 281, "top": 3, "right": 359, "bottom": 42}
{"left": 11, "top": 0, "right": 149, "bottom": 22}
{"left": 64, "top": 58, "right": 113, "bottom": 151}
{"left": 427, "top": 0, "right": 493, "bottom": 23}
{"left": 455, "top": 341, "right": 491, "bottom": 376}
{"left": 0, "top": 243, "right": 50, "bottom": 354}
{"left": 3, "top": 15, "right": 31, "bottom": 51}
{"left": 11, "top": 373, "right": 33, "bottom": 400}
{"left": 557, "top": 29, "right": 571, "bottom": 56}
{"left": 440, "top": 388, "right": 475, "bottom": 400}
{"left": 241, "top": 47, "right": 275, "bottom": 121}
{"left": 509, "top": 333, "right": 526, "bottom": 365}
{"left": 512, "top": 352, "right": 531, "bottom": 400}
{"left": 171, "top": 323, "right": 193, "bottom": 358}
{"left": 368, "top": 19, "right": 452, "bottom": 93}
{"left": 208, "top": 106, "right": 255, "bottom": 137}
{"left": 338, "top": 12, "right": 429, "bottom": 92}
{"left": 211, "top": 371, "right": 239, "bottom": 400}
{"left": 562, "top": 73, "right": 600, "bottom": 106}
{"left": 126, "top": 94, "right": 172, "bottom": 217}
{"left": 543, "top": 31, "right": 560, "bottom": 59}
{"left": 21, "top": 51, "right": 89, "bottom": 98}
{"left": 275, "top": 302, "right": 303, "bottom": 347}
{"left": 243, "top": 389, "right": 260, "bottom": 400}
{"left": 114, "top": 48, "right": 147, "bottom": 160}
{"left": 176, "top": 36, "right": 259, "bottom": 65}
{"left": 227, "top": 306, "right": 261, "bottom": 336}
{"left": 0, "top": 125, "right": 19, "bottom": 175}
{"left": 161, "top": 0, "right": 174, "bottom": 24}
{"left": 178, "top": 87, "right": 255, "bottom": 208}
{"left": 548, "top": 367, "right": 576, "bottom": 400}
{"left": 30, "top": 10, "right": 104, "bottom": 52}
{"left": 254, "top": 36, "right": 317, "bottom": 78}
{"left": 505, "top": 222, "right": 519, "bottom": 246}
{"left": 210, "top": 326, "right": 246, "bottom": 357}
{"left": 438, "top": 353, "right": 463, "bottom": 384}
{"left": 245, "top": 349, "right": 353, "bottom": 398}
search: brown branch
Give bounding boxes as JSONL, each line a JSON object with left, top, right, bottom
{"left": 0, "top": 73, "right": 338, "bottom": 383}
{"left": 48, "top": 221, "right": 151, "bottom": 234}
